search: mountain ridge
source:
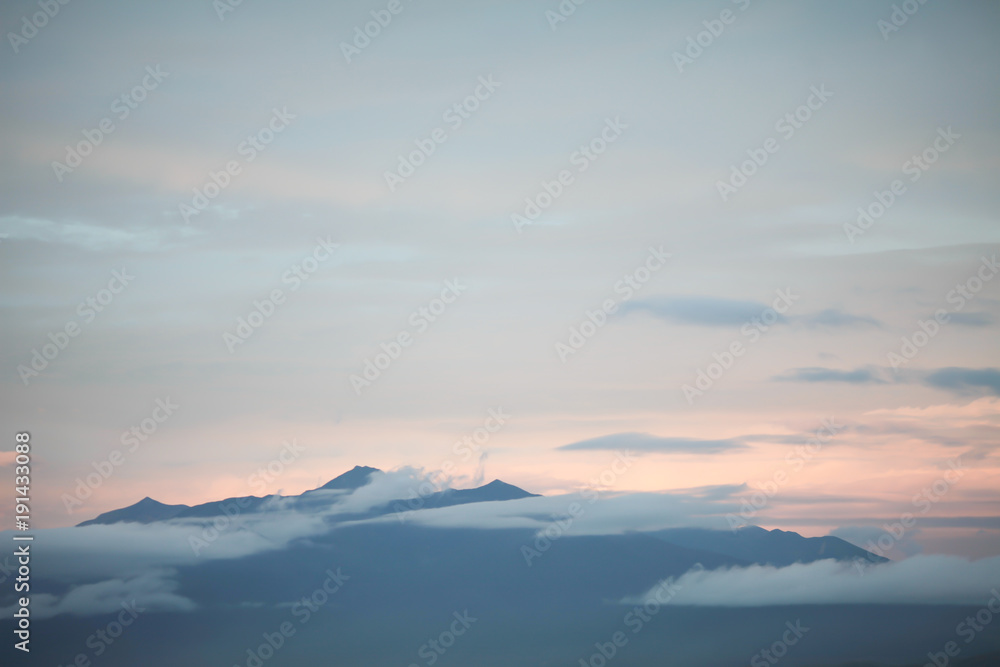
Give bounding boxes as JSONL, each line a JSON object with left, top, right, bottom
{"left": 74, "top": 465, "right": 883, "bottom": 570}
{"left": 76, "top": 465, "right": 538, "bottom": 527}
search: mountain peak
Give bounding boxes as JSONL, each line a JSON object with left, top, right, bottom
{"left": 77, "top": 467, "right": 542, "bottom": 527}
{"left": 482, "top": 479, "right": 525, "bottom": 491}
{"left": 319, "top": 465, "right": 381, "bottom": 491}
{"left": 77, "top": 496, "right": 190, "bottom": 527}
{"left": 452, "top": 479, "right": 539, "bottom": 502}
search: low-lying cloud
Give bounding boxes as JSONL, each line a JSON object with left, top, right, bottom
{"left": 380, "top": 490, "right": 737, "bottom": 536}
{"left": 0, "top": 569, "right": 195, "bottom": 619}
{"left": 630, "top": 555, "right": 1000, "bottom": 606}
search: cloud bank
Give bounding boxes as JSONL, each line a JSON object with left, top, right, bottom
{"left": 631, "top": 555, "right": 1000, "bottom": 606}
{"left": 0, "top": 569, "right": 195, "bottom": 620}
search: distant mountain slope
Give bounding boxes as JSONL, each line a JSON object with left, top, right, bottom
{"left": 651, "top": 525, "right": 890, "bottom": 566}
{"left": 77, "top": 497, "right": 189, "bottom": 527}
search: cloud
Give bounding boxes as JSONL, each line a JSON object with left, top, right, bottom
{"left": 924, "top": 367, "right": 1000, "bottom": 396}
{"left": 798, "top": 308, "right": 881, "bottom": 328}
{"left": 0, "top": 569, "right": 195, "bottom": 619}
{"left": 773, "top": 366, "right": 888, "bottom": 384}
{"left": 947, "top": 312, "right": 994, "bottom": 327}
{"left": 630, "top": 555, "right": 1000, "bottom": 606}
{"left": 558, "top": 432, "right": 745, "bottom": 454}
{"left": 1, "top": 468, "right": 548, "bottom": 591}
{"left": 34, "top": 470, "right": 452, "bottom": 583}
{"left": 376, "top": 490, "right": 738, "bottom": 536}
{"left": 622, "top": 298, "right": 879, "bottom": 333}
{"left": 329, "top": 467, "right": 437, "bottom": 514}
{"left": 622, "top": 296, "right": 775, "bottom": 327}
{"left": 10, "top": 509, "right": 331, "bottom": 584}
{"left": 0, "top": 215, "right": 205, "bottom": 252}
{"left": 864, "top": 396, "right": 1000, "bottom": 419}
{"left": 0, "top": 479, "right": 410, "bottom": 617}
{"left": 774, "top": 365, "right": 1000, "bottom": 396}
{"left": 673, "top": 483, "right": 749, "bottom": 501}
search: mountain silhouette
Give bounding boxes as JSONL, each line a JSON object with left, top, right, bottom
{"left": 318, "top": 464, "right": 381, "bottom": 490}
{"left": 75, "top": 466, "right": 879, "bottom": 570}
{"left": 651, "top": 525, "right": 889, "bottom": 566}
{"left": 32, "top": 466, "right": 967, "bottom": 667}
{"left": 75, "top": 466, "right": 538, "bottom": 527}
{"left": 77, "top": 496, "right": 189, "bottom": 527}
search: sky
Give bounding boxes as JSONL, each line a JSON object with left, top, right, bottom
{"left": 1, "top": 0, "right": 998, "bottom": 560}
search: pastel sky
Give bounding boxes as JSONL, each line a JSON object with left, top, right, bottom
{"left": 1, "top": 0, "right": 998, "bottom": 558}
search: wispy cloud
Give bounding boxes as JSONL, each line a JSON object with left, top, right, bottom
{"left": 777, "top": 366, "right": 1000, "bottom": 395}
{"left": 798, "top": 308, "right": 880, "bottom": 328}
{"left": 948, "top": 312, "right": 994, "bottom": 327}
{"left": 0, "top": 215, "right": 205, "bottom": 252}
{"left": 622, "top": 296, "right": 776, "bottom": 327}
{"left": 558, "top": 432, "right": 745, "bottom": 454}
{"left": 0, "top": 569, "right": 195, "bottom": 619}
{"left": 624, "top": 298, "right": 879, "bottom": 331}
{"left": 672, "top": 483, "right": 749, "bottom": 501}
{"left": 924, "top": 367, "right": 1000, "bottom": 396}
{"left": 374, "top": 490, "right": 737, "bottom": 535}
{"left": 630, "top": 555, "right": 1000, "bottom": 606}
{"left": 774, "top": 366, "right": 889, "bottom": 384}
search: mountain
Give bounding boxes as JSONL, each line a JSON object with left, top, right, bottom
{"left": 27, "top": 467, "right": 979, "bottom": 667}
{"left": 75, "top": 466, "right": 539, "bottom": 527}
{"left": 318, "top": 464, "right": 381, "bottom": 490}
{"left": 651, "top": 525, "right": 890, "bottom": 567}
{"left": 173, "top": 495, "right": 274, "bottom": 518}
{"left": 400, "top": 478, "right": 541, "bottom": 511}
{"left": 75, "top": 470, "right": 878, "bottom": 572}
{"left": 75, "top": 473, "right": 879, "bottom": 573}
{"left": 77, "top": 496, "right": 189, "bottom": 527}
{"left": 449, "top": 479, "right": 540, "bottom": 502}
{"left": 76, "top": 465, "right": 386, "bottom": 526}
{"left": 49, "top": 513, "right": 978, "bottom": 667}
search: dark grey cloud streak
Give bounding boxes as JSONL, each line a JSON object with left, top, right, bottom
{"left": 558, "top": 432, "right": 746, "bottom": 454}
